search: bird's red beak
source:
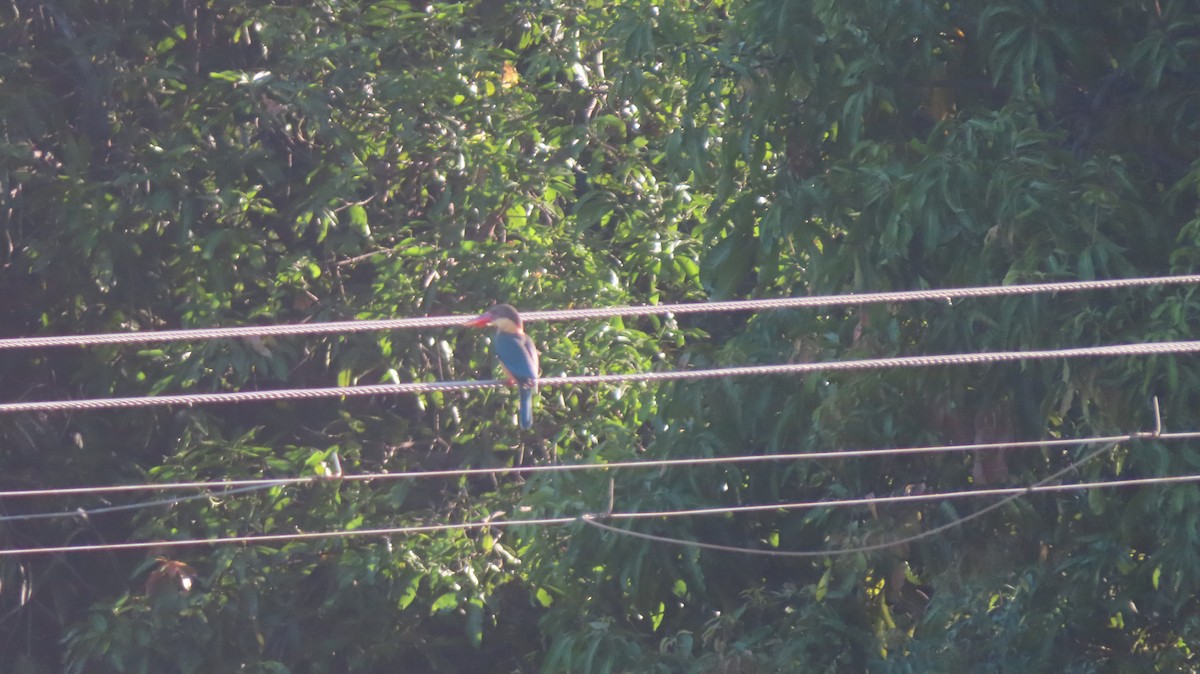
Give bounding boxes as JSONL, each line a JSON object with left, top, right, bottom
{"left": 463, "top": 311, "right": 493, "bottom": 328}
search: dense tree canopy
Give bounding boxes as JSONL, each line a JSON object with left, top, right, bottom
{"left": 2, "top": 0, "right": 1200, "bottom": 671}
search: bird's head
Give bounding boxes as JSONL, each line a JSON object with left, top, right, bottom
{"left": 464, "top": 303, "right": 524, "bottom": 333}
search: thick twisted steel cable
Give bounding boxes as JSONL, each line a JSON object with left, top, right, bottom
{"left": 2, "top": 274, "right": 1197, "bottom": 350}
{"left": 3, "top": 339, "right": 1199, "bottom": 414}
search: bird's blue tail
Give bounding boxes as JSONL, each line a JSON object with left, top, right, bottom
{"left": 519, "top": 385, "right": 534, "bottom": 429}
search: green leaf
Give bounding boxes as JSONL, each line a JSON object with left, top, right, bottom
{"left": 815, "top": 568, "right": 831, "bottom": 602}
{"left": 398, "top": 576, "right": 421, "bottom": 610}
{"left": 430, "top": 592, "right": 459, "bottom": 614}
{"left": 465, "top": 599, "right": 485, "bottom": 647}
{"left": 650, "top": 601, "right": 665, "bottom": 632}
{"left": 209, "top": 70, "right": 243, "bottom": 82}
{"left": 348, "top": 204, "right": 370, "bottom": 238}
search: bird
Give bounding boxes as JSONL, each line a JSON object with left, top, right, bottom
{"left": 464, "top": 304, "right": 539, "bottom": 429}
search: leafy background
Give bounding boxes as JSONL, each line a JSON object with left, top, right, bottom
{"left": 2, "top": 0, "right": 1200, "bottom": 671}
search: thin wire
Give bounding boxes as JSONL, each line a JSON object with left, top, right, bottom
{"left": 6, "top": 467, "right": 1200, "bottom": 557}
{"left": 0, "top": 433, "right": 1151, "bottom": 524}
{"left": 0, "top": 483, "right": 285, "bottom": 524}
{"left": 7, "top": 430, "right": 1200, "bottom": 501}
{"left": 0, "top": 517, "right": 578, "bottom": 556}
{"left": 2, "top": 274, "right": 1197, "bottom": 350}
{"left": 4, "top": 339, "right": 1199, "bottom": 414}
{"left": 586, "top": 439, "right": 1130, "bottom": 557}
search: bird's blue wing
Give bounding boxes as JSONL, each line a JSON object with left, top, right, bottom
{"left": 493, "top": 333, "right": 538, "bottom": 383}
{"left": 494, "top": 332, "right": 538, "bottom": 429}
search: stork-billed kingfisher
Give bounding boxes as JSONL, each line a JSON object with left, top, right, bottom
{"left": 464, "top": 304, "right": 539, "bottom": 429}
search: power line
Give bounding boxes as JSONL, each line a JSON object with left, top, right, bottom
{"left": 599, "top": 458, "right": 1200, "bottom": 556}
{"left": 0, "top": 432, "right": 1168, "bottom": 525}
{"left": 0, "top": 517, "right": 578, "bottom": 557}
{"left": 0, "top": 483, "right": 284, "bottom": 524}
{"left": 6, "top": 430, "right": 1200, "bottom": 503}
{"left": 5, "top": 469, "right": 1200, "bottom": 557}
{"left": 3, "top": 339, "right": 1199, "bottom": 414}
{"left": 2, "top": 274, "right": 1197, "bottom": 351}
{"left": 584, "top": 438, "right": 1125, "bottom": 557}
